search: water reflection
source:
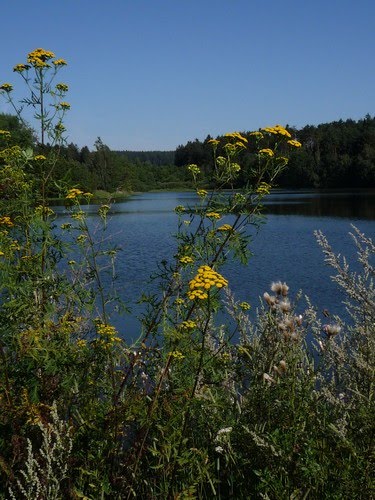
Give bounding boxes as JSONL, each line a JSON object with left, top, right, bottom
{"left": 264, "top": 189, "right": 375, "bottom": 219}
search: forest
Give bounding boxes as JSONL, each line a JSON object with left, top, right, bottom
{"left": 1, "top": 113, "right": 374, "bottom": 197}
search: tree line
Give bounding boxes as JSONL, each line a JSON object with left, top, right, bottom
{"left": 1, "top": 113, "right": 374, "bottom": 195}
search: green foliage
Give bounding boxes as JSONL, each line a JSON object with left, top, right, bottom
{"left": 0, "top": 50, "right": 374, "bottom": 500}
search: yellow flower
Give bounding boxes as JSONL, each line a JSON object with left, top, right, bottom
{"left": 59, "top": 101, "right": 71, "bottom": 110}
{"left": 250, "top": 131, "right": 264, "bottom": 139}
{"left": 256, "top": 182, "right": 272, "bottom": 195}
{"left": 13, "top": 64, "right": 30, "bottom": 73}
{"left": 188, "top": 265, "right": 228, "bottom": 300}
{"left": 239, "top": 301, "right": 251, "bottom": 311}
{"left": 76, "top": 339, "right": 87, "bottom": 348}
{"left": 66, "top": 188, "right": 84, "bottom": 199}
{"left": 287, "top": 139, "right": 302, "bottom": 148}
{"left": 188, "top": 164, "right": 200, "bottom": 175}
{"left": 196, "top": 189, "right": 208, "bottom": 197}
{"left": 33, "top": 155, "right": 46, "bottom": 161}
{"left": 168, "top": 350, "right": 185, "bottom": 360}
{"left": 0, "top": 83, "right": 13, "bottom": 92}
{"left": 0, "top": 130, "right": 11, "bottom": 139}
{"left": 225, "top": 132, "right": 248, "bottom": 144}
{"left": 179, "top": 320, "right": 197, "bottom": 330}
{"left": 259, "top": 148, "right": 274, "bottom": 157}
{"left": 179, "top": 255, "right": 194, "bottom": 264}
{"left": 262, "top": 125, "right": 291, "bottom": 138}
{"left": 174, "top": 205, "right": 185, "bottom": 213}
{"left": 56, "top": 83, "right": 68, "bottom": 92}
{"left": 217, "top": 224, "right": 233, "bottom": 232}
{"left": 53, "top": 59, "right": 67, "bottom": 66}
{"left": 207, "top": 138, "right": 219, "bottom": 146}
{"left": 0, "top": 216, "right": 14, "bottom": 227}
{"left": 206, "top": 212, "right": 221, "bottom": 219}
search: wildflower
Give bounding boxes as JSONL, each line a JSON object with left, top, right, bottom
{"left": 53, "top": 59, "right": 67, "bottom": 66}
{"left": 259, "top": 148, "right": 274, "bottom": 157}
{"left": 0, "top": 130, "right": 11, "bottom": 139}
{"left": 179, "top": 255, "right": 194, "bottom": 264}
{"left": 68, "top": 260, "right": 76, "bottom": 265}
{"left": 59, "top": 101, "right": 71, "bottom": 110}
{"left": 206, "top": 212, "right": 221, "bottom": 219}
{"left": 323, "top": 324, "right": 341, "bottom": 337}
{"left": 0, "top": 216, "right": 14, "bottom": 227}
{"left": 249, "top": 131, "right": 264, "bottom": 139}
{"left": 56, "top": 83, "right": 68, "bottom": 92}
{"left": 216, "top": 427, "right": 233, "bottom": 436}
{"left": 217, "top": 224, "right": 233, "bottom": 232}
{"left": 169, "top": 350, "right": 185, "bottom": 360}
{"left": 287, "top": 139, "right": 302, "bottom": 148}
{"left": 278, "top": 299, "right": 291, "bottom": 313}
{"left": 270, "top": 281, "right": 289, "bottom": 296}
{"left": 207, "top": 138, "right": 219, "bottom": 146}
{"left": 225, "top": 132, "right": 248, "bottom": 144}
{"left": 196, "top": 189, "right": 208, "bottom": 197}
{"left": 76, "top": 339, "right": 87, "bottom": 348}
{"left": 97, "top": 322, "right": 121, "bottom": 345}
{"left": 174, "top": 205, "right": 185, "bottom": 213}
{"left": 175, "top": 298, "right": 185, "bottom": 305}
{"left": 256, "top": 182, "right": 272, "bottom": 195}
{"left": 76, "top": 234, "right": 87, "bottom": 244}
{"left": 33, "top": 155, "right": 46, "bottom": 161}
{"left": 13, "top": 64, "right": 30, "bottom": 72}
{"left": 262, "top": 124, "right": 291, "bottom": 138}
{"left": 61, "top": 222, "right": 72, "bottom": 230}
{"left": 179, "top": 320, "right": 196, "bottom": 330}
{"left": 66, "top": 188, "right": 84, "bottom": 199}
{"left": 0, "top": 83, "right": 13, "bottom": 92}
{"left": 187, "top": 164, "right": 200, "bottom": 175}
{"left": 188, "top": 265, "right": 228, "bottom": 300}
{"left": 239, "top": 301, "right": 251, "bottom": 311}
{"left": 263, "top": 373, "right": 276, "bottom": 384}
{"left": 263, "top": 292, "right": 276, "bottom": 307}
{"left": 98, "top": 204, "right": 110, "bottom": 218}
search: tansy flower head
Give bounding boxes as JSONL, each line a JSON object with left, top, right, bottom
{"left": 217, "top": 224, "right": 233, "bottom": 232}
{"left": 13, "top": 64, "right": 30, "bottom": 73}
{"left": 179, "top": 255, "right": 194, "bottom": 265}
{"left": 66, "top": 188, "right": 84, "bottom": 199}
{"left": 0, "top": 83, "right": 13, "bottom": 92}
{"left": 59, "top": 102, "right": 70, "bottom": 110}
{"left": 53, "top": 59, "right": 67, "bottom": 66}
{"left": 56, "top": 83, "right": 69, "bottom": 92}
{"left": 206, "top": 212, "right": 221, "bottom": 219}
{"left": 225, "top": 132, "right": 248, "bottom": 144}
{"left": 188, "top": 265, "right": 228, "bottom": 300}
{"left": 196, "top": 189, "right": 208, "bottom": 197}
{"left": 33, "top": 155, "right": 46, "bottom": 161}
{"left": 287, "top": 139, "right": 302, "bottom": 148}
{"left": 259, "top": 148, "right": 274, "bottom": 157}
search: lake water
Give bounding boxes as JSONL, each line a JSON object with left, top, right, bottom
{"left": 55, "top": 189, "right": 375, "bottom": 341}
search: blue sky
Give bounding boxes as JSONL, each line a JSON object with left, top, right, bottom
{"left": 1, "top": 0, "right": 374, "bottom": 150}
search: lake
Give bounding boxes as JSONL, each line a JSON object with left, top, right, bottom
{"left": 55, "top": 189, "right": 375, "bottom": 341}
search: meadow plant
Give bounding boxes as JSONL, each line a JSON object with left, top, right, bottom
{"left": 0, "top": 50, "right": 374, "bottom": 499}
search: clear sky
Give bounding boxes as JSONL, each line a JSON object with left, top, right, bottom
{"left": 1, "top": 0, "right": 374, "bottom": 151}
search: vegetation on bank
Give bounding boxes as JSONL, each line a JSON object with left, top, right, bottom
{"left": 1, "top": 111, "right": 375, "bottom": 195}
{"left": 0, "top": 49, "right": 374, "bottom": 500}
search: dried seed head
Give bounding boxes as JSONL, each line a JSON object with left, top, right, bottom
{"left": 279, "top": 360, "right": 287, "bottom": 373}
{"left": 271, "top": 281, "right": 283, "bottom": 294}
{"left": 323, "top": 324, "right": 341, "bottom": 337}
{"left": 278, "top": 299, "right": 291, "bottom": 313}
{"left": 263, "top": 373, "right": 276, "bottom": 384}
{"left": 295, "top": 314, "right": 303, "bottom": 326}
{"left": 263, "top": 292, "right": 276, "bottom": 307}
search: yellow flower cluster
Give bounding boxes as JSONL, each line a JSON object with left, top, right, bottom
{"left": 71, "top": 211, "right": 86, "bottom": 221}
{"left": 188, "top": 164, "right": 200, "bottom": 175}
{"left": 225, "top": 132, "right": 248, "bottom": 144}
{"left": 27, "top": 48, "right": 56, "bottom": 67}
{"left": 179, "top": 255, "right": 194, "bottom": 264}
{"left": 206, "top": 212, "right": 221, "bottom": 219}
{"left": 197, "top": 189, "right": 208, "bottom": 197}
{"left": 97, "top": 322, "right": 121, "bottom": 344}
{"left": 188, "top": 265, "right": 228, "bottom": 300}
{"left": 76, "top": 339, "right": 87, "bottom": 348}
{"left": 256, "top": 182, "right": 272, "bottom": 195}
{"left": 53, "top": 59, "right": 67, "bottom": 66}
{"left": 56, "top": 83, "right": 69, "bottom": 92}
{"left": 0, "top": 130, "right": 11, "bottom": 139}
{"left": 262, "top": 124, "right": 291, "bottom": 138}
{"left": 66, "top": 188, "right": 84, "bottom": 199}
{"left": 59, "top": 101, "right": 71, "bottom": 110}
{"left": 33, "top": 155, "right": 46, "bottom": 161}
{"left": 259, "top": 148, "right": 274, "bottom": 157}
{"left": 168, "top": 350, "right": 185, "bottom": 360}
{"left": 0, "top": 216, "right": 14, "bottom": 227}
{"left": 207, "top": 138, "right": 219, "bottom": 146}
{"left": 175, "top": 297, "right": 185, "bottom": 305}
{"left": 239, "top": 301, "right": 251, "bottom": 311}
{"left": 179, "top": 320, "right": 197, "bottom": 330}
{"left": 174, "top": 205, "right": 185, "bottom": 213}
{"left": 249, "top": 131, "right": 264, "bottom": 139}
{"left": 217, "top": 224, "right": 233, "bottom": 232}
{"left": 287, "top": 139, "right": 302, "bottom": 148}
{"left": 0, "top": 83, "right": 13, "bottom": 92}
{"left": 13, "top": 64, "right": 30, "bottom": 73}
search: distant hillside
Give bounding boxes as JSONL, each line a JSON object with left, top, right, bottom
{"left": 115, "top": 150, "right": 175, "bottom": 166}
